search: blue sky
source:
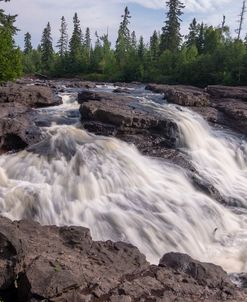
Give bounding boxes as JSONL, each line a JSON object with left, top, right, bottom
{"left": 1, "top": 0, "right": 246, "bottom": 49}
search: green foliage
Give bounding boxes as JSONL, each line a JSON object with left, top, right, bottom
{"left": 24, "top": 32, "right": 32, "bottom": 54}
{"left": 57, "top": 16, "right": 68, "bottom": 57}
{"left": 160, "top": 0, "right": 185, "bottom": 52}
{"left": 0, "top": 1, "right": 22, "bottom": 82}
{"left": 40, "top": 22, "right": 54, "bottom": 73}
{"left": 17, "top": 4, "right": 247, "bottom": 87}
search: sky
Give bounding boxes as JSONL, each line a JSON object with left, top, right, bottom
{"left": 1, "top": 0, "right": 247, "bottom": 49}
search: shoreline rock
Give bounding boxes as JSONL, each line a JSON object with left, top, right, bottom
{"left": 0, "top": 216, "right": 246, "bottom": 302}
{"left": 0, "top": 82, "right": 62, "bottom": 153}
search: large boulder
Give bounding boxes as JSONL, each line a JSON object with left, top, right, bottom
{"left": 146, "top": 84, "right": 209, "bottom": 107}
{"left": 79, "top": 91, "right": 179, "bottom": 148}
{"left": 0, "top": 103, "right": 42, "bottom": 153}
{"left": 207, "top": 86, "right": 247, "bottom": 134}
{"left": 206, "top": 85, "right": 247, "bottom": 100}
{"left": 0, "top": 216, "right": 246, "bottom": 302}
{"left": 0, "top": 83, "right": 62, "bottom": 108}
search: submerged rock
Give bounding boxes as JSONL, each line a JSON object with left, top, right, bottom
{"left": 0, "top": 216, "right": 246, "bottom": 302}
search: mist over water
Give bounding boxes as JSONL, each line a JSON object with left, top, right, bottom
{"left": 1, "top": 88, "right": 247, "bottom": 273}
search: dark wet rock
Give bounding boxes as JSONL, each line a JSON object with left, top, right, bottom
{"left": 206, "top": 85, "right": 247, "bottom": 100}
{"left": 113, "top": 87, "right": 131, "bottom": 94}
{"left": 146, "top": 84, "right": 210, "bottom": 107}
{"left": 114, "top": 82, "right": 140, "bottom": 88}
{"left": 206, "top": 86, "right": 247, "bottom": 135}
{"left": 160, "top": 252, "right": 229, "bottom": 288}
{"left": 0, "top": 216, "right": 246, "bottom": 302}
{"left": 79, "top": 91, "right": 179, "bottom": 148}
{"left": 0, "top": 103, "right": 42, "bottom": 153}
{"left": 65, "top": 80, "right": 96, "bottom": 89}
{"left": 0, "top": 83, "right": 62, "bottom": 108}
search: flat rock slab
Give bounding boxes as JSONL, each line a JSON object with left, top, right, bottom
{"left": 207, "top": 85, "right": 247, "bottom": 100}
{"left": 0, "top": 216, "right": 246, "bottom": 302}
{"left": 146, "top": 84, "right": 209, "bottom": 107}
{"left": 79, "top": 91, "right": 179, "bottom": 148}
{"left": 0, "top": 83, "right": 62, "bottom": 108}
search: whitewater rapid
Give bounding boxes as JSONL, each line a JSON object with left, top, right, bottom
{"left": 1, "top": 89, "right": 247, "bottom": 273}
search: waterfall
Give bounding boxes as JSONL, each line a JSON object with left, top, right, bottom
{"left": 1, "top": 92, "right": 247, "bottom": 273}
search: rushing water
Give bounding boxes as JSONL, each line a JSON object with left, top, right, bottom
{"left": 1, "top": 86, "right": 247, "bottom": 273}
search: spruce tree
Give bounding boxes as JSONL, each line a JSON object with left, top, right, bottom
{"left": 24, "top": 32, "right": 32, "bottom": 54}
{"left": 138, "top": 36, "right": 145, "bottom": 59}
{"left": 69, "top": 13, "right": 84, "bottom": 74}
{"left": 57, "top": 16, "right": 68, "bottom": 57}
{"left": 116, "top": 6, "right": 131, "bottom": 63}
{"left": 150, "top": 30, "right": 160, "bottom": 62}
{"left": 160, "top": 0, "right": 185, "bottom": 52}
{"left": 130, "top": 31, "right": 137, "bottom": 49}
{"left": 69, "top": 13, "right": 82, "bottom": 63}
{"left": 40, "top": 22, "right": 53, "bottom": 72}
{"left": 84, "top": 27, "right": 91, "bottom": 53}
{"left": 185, "top": 18, "right": 199, "bottom": 47}
{"left": 197, "top": 22, "right": 205, "bottom": 54}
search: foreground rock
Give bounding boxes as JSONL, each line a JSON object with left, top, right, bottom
{"left": 79, "top": 91, "right": 179, "bottom": 149}
{"left": 0, "top": 216, "right": 246, "bottom": 302}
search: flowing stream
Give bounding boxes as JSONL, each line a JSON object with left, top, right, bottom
{"left": 1, "top": 85, "right": 247, "bottom": 273}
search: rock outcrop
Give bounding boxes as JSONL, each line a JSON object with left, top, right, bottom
{"left": 0, "top": 83, "right": 62, "bottom": 153}
{"left": 79, "top": 91, "right": 179, "bottom": 149}
{"left": 0, "top": 216, "right": 246, "bottom": 302}
{"left": 0, "top": 83, "right": 62, "bottom": 108}
{"left": 146, "top": 84, "right": 210, "bottom": 107}
{"left": 146, "top": 83, "right": 247, "bottom": 135}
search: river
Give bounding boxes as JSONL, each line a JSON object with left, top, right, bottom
{"left": 0, "top": 84, "right": 247, "bottom": 273}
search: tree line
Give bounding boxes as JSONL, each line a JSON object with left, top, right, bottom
{"left": 1, "top": 0, "right": 247, "bottom": 86}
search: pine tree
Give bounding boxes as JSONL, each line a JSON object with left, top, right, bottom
{"left": 24, "top": 32, "right": 32, "bottom": 54}
{"left": 130, "top": 31, "right": 137, "bottom": 49}
{"left": 185, "top": 18, "right": 199, "bottom": 47}
{"left": 150, "top": 30, "right": 159, "bottom": 62}
{"left": 197, "top": 22, "right": 205, "bottom": 54}
{"left": 69, "top": 13, "right": 82, "bottom": 59}
{"left": 160, "top": 0, "right": 185, "bottom": 52}
{"left": 138, "top": 36, "right": 145, "bottom": 59}
{"left": 84, "top": 27, "right": 91, "bottom": 53}
{"left": 116, "top": 6, "right": 131, "bottom": 63}
{"left": 69, "top": 12, "right": 82, "bottom": 72}
{"left": 40, "top": 22, "right": 53, "bottom": 72}
{"left": 57, "top": 16, "right": 68, "bottom": 57}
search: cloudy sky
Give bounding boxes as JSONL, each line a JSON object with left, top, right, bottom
{"left": 1, "top": 0, "right": 246, "bottom": 48}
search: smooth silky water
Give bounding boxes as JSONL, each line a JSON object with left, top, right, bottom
{"left": 1, "top": 86, "right": 247, "bottom": 273}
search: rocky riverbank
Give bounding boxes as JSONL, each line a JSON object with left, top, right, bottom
{"left": 1, "top": 79, "right": 247, "bottom": 301}
{"left": 0, "top": 216, "right": 246, "bottom": 302}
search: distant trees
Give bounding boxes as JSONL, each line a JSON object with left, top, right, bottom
{"left": 16, "top": 3, "right": 247, "bottom": 86}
